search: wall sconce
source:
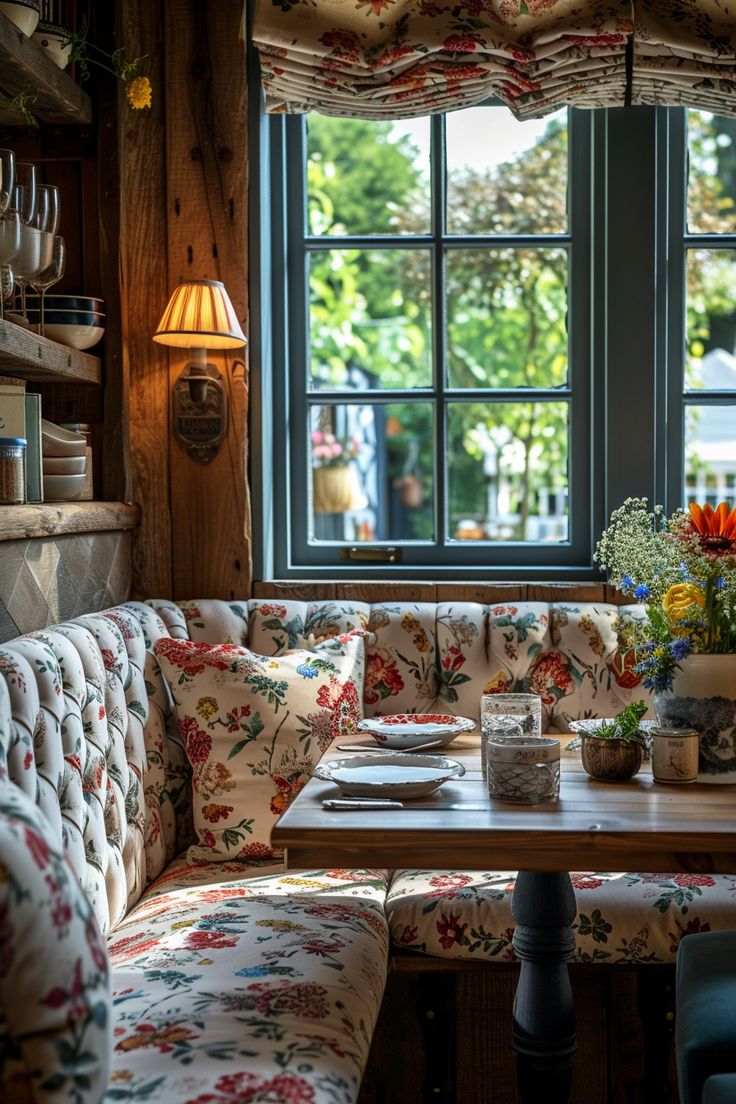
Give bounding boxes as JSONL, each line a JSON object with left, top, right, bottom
{"left": 152, "top": 279, "right": 246, "bottom": 463}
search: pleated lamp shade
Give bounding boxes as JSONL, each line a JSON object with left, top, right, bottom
{"left": 153, "top": 279, "right": 246, "bottom": 349}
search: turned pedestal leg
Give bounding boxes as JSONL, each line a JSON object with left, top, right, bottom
{"left": 511, "top": 870, "right": 577, "bottom": 1104}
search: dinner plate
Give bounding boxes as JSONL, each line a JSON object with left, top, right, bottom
{"left": 313, "top": 753, "right": 466, "bottom": 799}
{"left": 357, "top": 712, "right": 476, "bottom": 750}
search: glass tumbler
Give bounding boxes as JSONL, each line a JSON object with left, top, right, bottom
{"left": 481, "top": 693, "right": 543, "bottom": 741}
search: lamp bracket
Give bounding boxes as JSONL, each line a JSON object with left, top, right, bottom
{"left": 172, "top": 360, "right": 228, "bottom": 464}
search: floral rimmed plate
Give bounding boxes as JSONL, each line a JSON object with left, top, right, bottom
{"left": 357, "top": 713, "right": 476, "bottom": 749}
{"left": 313, "top": 753, "right": 466, "bottom": 799}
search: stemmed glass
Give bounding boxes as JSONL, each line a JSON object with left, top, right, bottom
{"left": 14, "top": 163, "right": 37, "bottom": 225}
{"left": 0, "top": 210, "right": 21, "bottom": 321}
{"left": 31, "top": 235, "right": 65, "bottom": 336}
{"left": 34, "top": 185, "right": 60, "bottom": 236}
{"left": 0, "top": 149, "right": 15, "bottom": 216}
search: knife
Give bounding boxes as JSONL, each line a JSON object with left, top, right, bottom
{"left": 322, "top": 798, "right": 492, "bottom": 811}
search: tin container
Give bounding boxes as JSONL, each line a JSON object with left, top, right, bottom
{"left": 650, "top": 725, "right": 699, "bottom": 784}
{"left": 486, "top": 735, "right": 561, "bottom": 803}
{"left": 0, "top": 436, "right": 26, "bottom": 504}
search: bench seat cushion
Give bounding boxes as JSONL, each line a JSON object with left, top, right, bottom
{"left": 387, "top": 869, "right": 736, "bottom": 964}
{"left": 106, "top": 861, "right": 389, "bottom": 1103}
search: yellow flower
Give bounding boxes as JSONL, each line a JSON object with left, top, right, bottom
{"left": 196, "top": 695, "right": 218, "bottom": 720}
{"left": 126, "top": 76, "right": 152, "bottom": 110}
{"left": 663, "top": 583, "right": 705, "bottom": 622}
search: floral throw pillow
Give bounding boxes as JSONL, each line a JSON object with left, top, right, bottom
{"left": 155, "top": 633, "right": 365, "bottom": 864}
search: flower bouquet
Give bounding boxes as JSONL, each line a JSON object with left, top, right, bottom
{"left": 596, "top": 498, "right": 736, "bottom": 781}
{"left": 595, "top": 498, "right": 736, "bottom": 691}
{"left": 311, "top": 431, "right": 361, "bottom": 469}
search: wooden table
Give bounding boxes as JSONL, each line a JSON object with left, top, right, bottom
{"left": 272, "top": 735, "right": 736, "bottom": 1103}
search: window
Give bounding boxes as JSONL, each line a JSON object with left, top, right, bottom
{"left": 683, "top": 111, "right": 736, "bottom": 508}
{"left": 253, "top": 106, "right": 736, "bottom": 580}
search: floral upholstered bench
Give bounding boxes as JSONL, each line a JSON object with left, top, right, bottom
{"left": 160, "top": 595, "right": 736, "bottom": 971}
{"left": 0, "top": 603, "right": 389, "bottom": 1104}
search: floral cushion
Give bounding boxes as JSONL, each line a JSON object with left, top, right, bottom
{"left": 154, "top": 634, "right": 365, "bottom": 864}
{"left": 107, "top": 862, "right": 389, "bottom": 1104}
{"left": 0, "top": 781, "right": 111, "bottom": 1103}
{"left": 386, "top": 868, "right": 736, "bottom": 964}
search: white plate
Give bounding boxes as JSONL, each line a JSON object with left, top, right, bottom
{"left": 313, "top": 753, "right": 465, "bottom": 799}
{"left": 358, "top": 713, "right": 476, "bottom": 749}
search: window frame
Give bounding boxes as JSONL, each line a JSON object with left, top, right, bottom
{"left": 250, "top": 99, "right": 693, "bottom": 581}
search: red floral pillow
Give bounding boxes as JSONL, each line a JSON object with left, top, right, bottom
{"left": 155, "top": 633, "right": 365, "bottom": 863}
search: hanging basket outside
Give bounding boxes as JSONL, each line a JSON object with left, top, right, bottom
{"left": 312, "top": 465, "right": 361, "bottom": 514}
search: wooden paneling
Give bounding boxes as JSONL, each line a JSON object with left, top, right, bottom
{"left": 254, "top": 580, "right": 616, "bottom": 605}
{"left": 163, "top": 0, "right": 251, "bottom": 600}
{"left": 118, "top": 0, "right": 172, "bottom": 598}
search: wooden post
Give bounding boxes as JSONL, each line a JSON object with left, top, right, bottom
{"left": 163, "top": 0, "right": 251, "bottom": 600}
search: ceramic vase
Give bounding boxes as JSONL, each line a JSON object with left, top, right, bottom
{"left": 0, "top": 0, "right": 40, "bottom": 36}
{"left": 653, "top": 653, "right": 736, "bottom": 784}
{"left": 580, "top": 736, "right": 642, "bottom": 782}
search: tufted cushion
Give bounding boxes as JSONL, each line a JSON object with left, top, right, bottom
{"left": 0, "top": 781, "right": 111, "bottom": 1103}
{"left": 155, "top": 634, "right": 365, "bottom": 864}
{"left": 107, "top": 861, "right": 389, "bottom": 1104}
{"left": 387, "top": 869, "right": 736, "bottom": 964}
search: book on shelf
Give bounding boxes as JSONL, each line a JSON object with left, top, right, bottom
{"left": 24, "top": 393, "right": 42, "bottom": 502}
{"left": 0, "top": 375, "right": 26, "bottom": 440}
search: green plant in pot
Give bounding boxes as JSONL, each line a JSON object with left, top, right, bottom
{"left": 575, "top": 700, "right": 648, "bottom": 782}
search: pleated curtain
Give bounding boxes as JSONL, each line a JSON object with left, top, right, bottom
{"left": 252, "top": 1, "right": 736, "bottom": 120}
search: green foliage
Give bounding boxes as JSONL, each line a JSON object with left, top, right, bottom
{"left": 594, "top": 700, "right": 648, "bottom": 744}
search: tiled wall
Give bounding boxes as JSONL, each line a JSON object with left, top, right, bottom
{"left": 0, "top": 532, "right": 131, "bottom": 641}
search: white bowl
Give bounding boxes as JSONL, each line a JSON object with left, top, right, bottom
{"left": 357, "top": 713, "right": 476, "bottom": 750}
{"left": 42, "top": 322, "right": 105, "bottom": 351}
{"left": 41, "top": 420, "right": 86, "bottom": 458}
{"left": 42, "top": 454, "right": 86, "bottom": 475}
{"left": 0, "top": 1, "right": 40, "bottom": 36}
{"left": 43, "top": 472, "right": 86, "bottom": 501}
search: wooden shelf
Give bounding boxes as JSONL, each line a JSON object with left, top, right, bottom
{"left": 0, "top": 11, "right": 92, "bottom": 125}
{"left": 0, "top": 318, "right": 101, "bottom": 383}
{"left": 0, "top": 501, "right": 139, "bottom": 541}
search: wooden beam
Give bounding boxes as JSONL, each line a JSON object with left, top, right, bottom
{"left": 117, "top": 0, "right": 173, "bottom": 599}
{"left": 0, "top": 11, "right": 92, "bottom": 124}
{"left": 164, "top": 0, "right": 251, "bottom": 600}
{"left": 0, "top": 319, "right": 101, "bottom": 383}
{"left": 0, "top": 501, "right": 139, "bottom": 541}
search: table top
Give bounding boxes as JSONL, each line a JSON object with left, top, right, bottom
{"left": 271, "top": 733, "right": 736, "bottom": 874}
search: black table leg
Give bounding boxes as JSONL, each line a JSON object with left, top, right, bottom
{"left": 511, "top": 870, "right": 577, "bottom": 1103}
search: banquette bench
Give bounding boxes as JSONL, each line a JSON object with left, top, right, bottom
{"left": 1, "top": 593, "right": 734, "bottom": 1102}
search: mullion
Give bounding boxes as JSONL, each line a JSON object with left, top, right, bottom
{"left": 431, "top": 111, "right": 447, "bottom": 550}
{"left": 305, "top": 234, "right": 571, "bottom": 250}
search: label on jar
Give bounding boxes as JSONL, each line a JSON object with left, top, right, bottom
{"left": 651, "top": 731, "right": 699, "bottom": 784}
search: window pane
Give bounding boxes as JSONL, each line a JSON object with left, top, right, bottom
{"left": 306, "top": 115, "right": 430, "bottom": 236}
{"left": 686, "top": 250, "right": 736, "bottom": 390}
{"left": 309, "top": 403, "right": 434, "bottom": 543}
{"left": 446, "top": 106, "right": 567, "bottom": 236}
{"left": 687, "top": 110, "right": 736, "bottom": 235}
{"left": 309, "top": 249, "right": 432, "bottom": 389}
{"left": 446, "top": 248, "right": 568, "bottom": 389}
{"left": 447, "top": 402, "right": 569, "bottom": 542}
{"left": 686, "top": 405, "right": 736, "bottom": 505}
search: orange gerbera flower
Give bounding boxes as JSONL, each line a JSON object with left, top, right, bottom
{"left": 689, "top": 501, "right": 736, "bottom": 554}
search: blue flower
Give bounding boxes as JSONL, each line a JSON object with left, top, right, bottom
{"left": 633, "top": 583, "right": 651, "bottom": 601}
{"left": 670, "top": 637, "right": 692, "bottom": 661}
{"left": 716, "top": 576, "right": 725, "bottom": 589}
{"left": 620, "top": 575, "right": 634, "bottom": 593}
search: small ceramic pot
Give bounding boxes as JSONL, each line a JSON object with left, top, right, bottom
{"left": 581, "top": 736, "right": 643, "bottom": 782}
{"left": 31, "top": 21, "right": 71, "bottom": 68}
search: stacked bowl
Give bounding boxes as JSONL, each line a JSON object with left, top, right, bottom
{"left": 25, "top": 294, "right": 105, "bottom": 351}
{"left": 41, "top": 421, "right": 87, "bottom": 501}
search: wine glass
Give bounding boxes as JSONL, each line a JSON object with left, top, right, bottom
{"left": 34, "top": 184, "right": 60, "bottom": 235}
{"left": 0, "top": 210, "right": 21, "bottom": 321}
{"left": 14, "top": 163, "right": 37, "bottom": 225}
{"left": 0, "top": 150, "right": 15, "bottom": 216}
{"left": 31, "top": 234, "right": 65, "bottom": 336}
{"left": 13, "top": 223, "right": 43, "bottom": 320}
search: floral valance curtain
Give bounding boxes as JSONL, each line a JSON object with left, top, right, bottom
{"left": 252, "top": 1, "right": 736, "bottom": 121}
